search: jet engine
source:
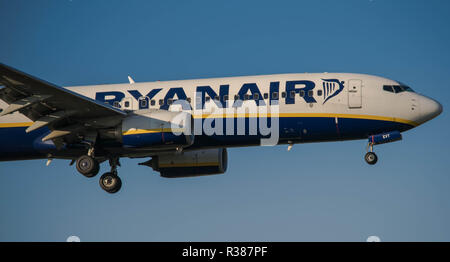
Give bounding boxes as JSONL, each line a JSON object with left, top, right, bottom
{"left": 141, "top": 148, "right": 228, "bottom": 178}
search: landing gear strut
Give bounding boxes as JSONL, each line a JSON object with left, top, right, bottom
{"left": 365, "top": 142, "right": 378, "bottom": 165}
{"left": 99, "top": 156, "right": 122, "bottom": 194}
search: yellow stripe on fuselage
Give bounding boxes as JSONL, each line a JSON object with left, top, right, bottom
{"left": 122, "top": 128, "right": 185, "bottom": 136}
{"left": 0, "top": 122, "right": 33, "bottom": 128}
{"left": 192, "top": 113, "right": 418, "bottom": 127}
{"left": 122, "top": 129, "right": 169, "bottom": 136}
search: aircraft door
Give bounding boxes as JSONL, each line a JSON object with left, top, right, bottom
{"left": 348, "top": 79, "right": 362, "bottom": 108}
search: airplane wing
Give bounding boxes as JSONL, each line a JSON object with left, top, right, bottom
{"left": 0, "top": 63, "right": 127, "bottom": 144}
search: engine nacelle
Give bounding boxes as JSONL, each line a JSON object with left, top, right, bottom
{"left": 121, "top": 110, "right": 193, "bottom": 148}
{"left": 144, "top": 148, "right": 228, "bottom": 178}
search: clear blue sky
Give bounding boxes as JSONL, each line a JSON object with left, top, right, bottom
{"left": 1, "top": 0, "right": 449, "bottom": 241}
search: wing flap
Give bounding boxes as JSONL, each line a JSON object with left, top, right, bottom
{"left": 0, "top": 94, "right": 51, "bottom": 117}
{"left": 25, "top": 110, "right": 76, "bottom": 133}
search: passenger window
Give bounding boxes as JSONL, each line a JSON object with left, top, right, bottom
{"left": 290, "top": 91, "right": 296, "bottom": 98}
{"left": 317, "top": 90, "right": 322, "bottom": 96}
{"left": 167, "top": 98, "right": 173, "bottom": 105}
{"left": 254, "top": 93, "right": 259, "bottom": 100}
{"left": 159, "top": 99, "right": 163, "bottom": 105}
{"left": 214, "top": 96, "right": 219, "bottom": 101}
{"left": 124, "top": 101, "right": 130, "bottom": 108}
{"left": 300, "top": 90, "right": 305, "bottom": 97}
{"left": 272, "top": 92, "right": 279, "bottom": 99}
{"left": 281, "top": 92, "right": 286, "bottom": 98}
{"left": 139, "top": 99, "right": 147, "bottom": 108}
{"left": 223, "top": 95, "right": 229, "bottom": 101}
{"left": 234, "top": 95, "right": 239, "bottom": 100}
{"left": 150, "top": 100, "right": 155, "bottom": 106}
{"left": 186, "top": 97, "right": 191, "bottom": 103}
{"left": 308, "top": 90, "right": 313, "bottom": 97}
{"left": 383, "top": 85, "right": 394, "bottom": 93}
{"left": 113, "top": 101, "right": 120, "bottom": 108}
{"left": 245, "top": 94, "right": 251, "bottom": 100}
{"left": 264, "top": 93, "right": 268, "bottom": 99}
{"left": 206, "top": 97, "right": 210, "bottom": 102}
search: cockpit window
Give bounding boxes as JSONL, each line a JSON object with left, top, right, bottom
{"left": 400, "top": 85, "right": 414, "bottom": 92}
{"left": 392, "top": 85, "right": 402, "bottom": 93}
{"left": 383, "top": 85, "right": 394, "bottom": 92}
{"left": 396, "top": 81, "right": 415, "bottom": 93}
{"left": 383, "top": 84, "right": 415, "bottom": 93}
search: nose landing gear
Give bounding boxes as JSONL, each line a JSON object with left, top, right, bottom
{"left": 365, "top": 142, "right": 378, "bottom": 165}
{"left": 365, "top": 151, "right": 378, "bottom": 165}
{"left": 363, "top": 131, "right": 403, "bottom": 165}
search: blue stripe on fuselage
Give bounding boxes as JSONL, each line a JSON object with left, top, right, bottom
{"left": 190, "top": 117, "right": 413, "bottom": 147}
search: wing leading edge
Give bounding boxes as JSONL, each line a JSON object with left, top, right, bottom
{"left": 0, "top": 63, "right": 127, "bottom": 143}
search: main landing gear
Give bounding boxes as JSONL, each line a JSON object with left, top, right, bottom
{"left": 365, "top": 142, "right": 378, "bottom": 165}
{"left": 75, "top": 147, "right": 122, "bottom": 193}
{"left": 76, "top": 155, "right": 99, "bottom": 178}
{"left": 99, "top": 157, "right": 122, "bottom": 194}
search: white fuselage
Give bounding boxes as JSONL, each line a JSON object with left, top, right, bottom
{"left": 63, "top": 73, "right": 438, "bottom": 126}
{"left": 0, "top": 72, "right": 442, "bottom": 159}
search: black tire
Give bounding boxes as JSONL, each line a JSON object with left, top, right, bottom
{"left": 99, "top": 172, "right": 122, "bottom": 194}
{"left": 76, "top": 155, "right": 100, "bottom": 178}
{"left": 365, "top": 152, "right": 378, "bottom": 165}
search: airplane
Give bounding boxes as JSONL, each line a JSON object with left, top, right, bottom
{"left": 0, "top": 63, "right": 442, "bottom": 194}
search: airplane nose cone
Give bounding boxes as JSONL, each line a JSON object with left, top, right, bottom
{"left": 421, "top": 97, "right": 443, "bottom": 121}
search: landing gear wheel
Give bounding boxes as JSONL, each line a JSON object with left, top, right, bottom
{"left": 99, "top": 172, "right": 122, "bottom": 194}
{"left": 76, "top": 155, "right": 100, "bottom": 177}
{"left": 365, "top": 152, "right": 378, "bottom": 165}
